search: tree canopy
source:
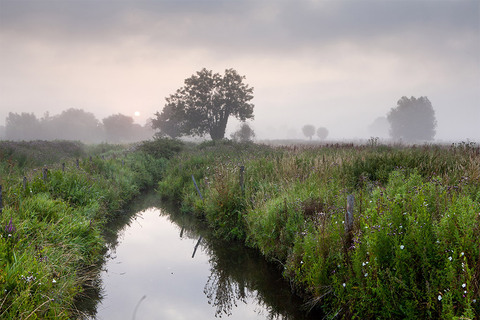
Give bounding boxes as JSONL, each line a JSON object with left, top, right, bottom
{"left": 3, "top": 109, "right": 153, "bottom": 142}
{"left": 152, "top": 68, "right": 254, "bottom": 140}
{"left": 316, "top": 127, "right": 329, "bottom": 140}
{"left": 302, "top": 124, "right": 315, "bottom": 140}
{"left": 103, "top": 113, "right": 134, "bottom": 142}
{"left": 387, "top": 96, "right": 437, "bottom": 142}
{"left": 230, "top": 123, "right": 255, "bottom": 142}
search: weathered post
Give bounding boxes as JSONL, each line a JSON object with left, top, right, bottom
{"left": 62, "top": 163, "right": 65, "bottom": 172}
{"left": 0, "top": 185, "right": 3, "bottom": 214}
{"left": 345, "top": 194, "right": 354, "bottom": 248}
{"left": 76, "top": 159, "right": 80, "bottom": 169}
{"left": 192, "top": 236, "right": 203, "bottom": 258}
{"left": 239, "top": 165, "right": 245, "bottom": 196}
{"left": 23, "top": 176, "right": 27, "bottom": 191}
{"left": 42, "top": 168, "right": 48, "bottom": 182}
{"left": 191, "top": 175, "right": 203, "bottom": 200}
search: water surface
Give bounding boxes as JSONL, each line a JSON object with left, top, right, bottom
{"left": 81, "top": 194, "right": 320, "bottom": 319}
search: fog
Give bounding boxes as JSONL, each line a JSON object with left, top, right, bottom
{"left": 0, "top": 0, "right": 478, "bottom": 143}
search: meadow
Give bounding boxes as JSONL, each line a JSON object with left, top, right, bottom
{"left": 0, "top": 140, "right": 171, "bottom": 319}
{"left": 157, "top": 140, "right": 480, "bottom": 319}
{"left": 1, "top": 139, "right": 479, "bottom": 319}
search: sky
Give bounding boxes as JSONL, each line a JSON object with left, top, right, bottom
{"left": 0, "top": 0, "right": 479, "bottom": 142}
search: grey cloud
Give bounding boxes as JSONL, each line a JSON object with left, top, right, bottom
{"left": 2, "top": 0, "right": 477, "bottom": 55}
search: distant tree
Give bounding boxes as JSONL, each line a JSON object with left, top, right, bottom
{"left": 103, "top": 113, "right": 135, "bottom": 142}
{"left": 152, "top": 68, "right": 254, "bottom": 140}
{"left": 316, "top": 127, "right": 329, "bottom": 140}
{"left": 50, "top": 108, "right": 103, "bottom": 142}
{"left": 5, "top": 112, "right": 41, "bottom": 140}
{"left": 230, "top": 123, "right": 255, "bottom": 142}
{"left": 387, "top": 96, "right": 437, "bottom": 142}
{"left": 302, "top": 124, "right": 315, "bottom": 140}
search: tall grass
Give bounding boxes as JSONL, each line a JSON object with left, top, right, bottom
{"left": 157, "top": 140, "right": 480, "bottom": 319}
{"left": 0, "top": 139, "right": 172, "bottom": 319}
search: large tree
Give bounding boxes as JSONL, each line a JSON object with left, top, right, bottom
{"left": 103, "top": 113, "right": 135, "bottom": 142}
{"left": 48, "top": 108, "right": 103, "bottom": 142}
{"left": 387, "top": 96, "right": 437, "bottom": 142}
{"left": 152, "top": 68, "right": 254, "bottom": 140}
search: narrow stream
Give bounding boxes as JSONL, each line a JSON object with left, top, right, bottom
{"left": 77, "top": 193, "right": 321, "bottom": 319}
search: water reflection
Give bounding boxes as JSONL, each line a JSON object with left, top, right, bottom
{"left": 75, "top": 193, "right": 320, "bottom": 319}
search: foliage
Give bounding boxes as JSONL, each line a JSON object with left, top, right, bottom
{"left": 102, "top": 113, "right": 134, "bottom": 142}
{"left": 0, "top": 140, "right": 86, "bottom": 169}
{"left": 3, "top": 109, "right": 154, "bottom": 143}
{"left": 316, "top": 127, "right": 328, "bottom": 140}
{"left": 387, "top": 96, "right": 437, "bottom": 142}
{"left": 0, "top": 140, "right": 169, "bottom": 318}
{"left": 152, "top": 68, "right": 254, "bottom": 140}
{"left": 302, "top": 124, "right": 315, "bottom": 140}
{"left": 136, "top": 137, "right": 185, "bottom": 160}
{"left": 157, "top": 140, "right": 480, "bottom": 319}
{"left": 230, "top": 122, "right": 255, "bottom": 142}
{"left": 5, "top": 112, "right": 41, "bottom": 141}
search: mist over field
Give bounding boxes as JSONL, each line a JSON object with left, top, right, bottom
{"left": 1, "top": 0, "right": 478, "bottom": 142}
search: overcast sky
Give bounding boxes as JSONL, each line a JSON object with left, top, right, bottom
{"left": 1, "top": 0, "right": 479, "bottom": 141}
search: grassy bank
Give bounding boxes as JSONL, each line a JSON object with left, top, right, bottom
{"left": 157, "top": 140, "right": 480, "bottom": 319}
{"left": 0, "top": 140, "right": 175, "bottom": 319}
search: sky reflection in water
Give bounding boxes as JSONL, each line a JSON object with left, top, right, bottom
{"left": 94, "top": 207, "right": 312, "bottom": 320}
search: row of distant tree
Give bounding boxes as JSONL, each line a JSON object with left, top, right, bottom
{"left": 301, "top": 96, "right": 437, "bottom": 141}
{"left": 301, "top": 125, "right": 329, "bottom": 140}
{"left": 0, "top": 108, "right": 155, "bottom": 143}
{"left": 151, "top": 68, "right": 437, "bottom": 143}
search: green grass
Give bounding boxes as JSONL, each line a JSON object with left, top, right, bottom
{"left": 157, "top": 140, "right": 480, "bottom": 319}
{"left": 0, "top": 139, "right": 173, "bottom": 319}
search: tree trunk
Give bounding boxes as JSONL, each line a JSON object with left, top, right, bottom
{"left": 209, "top": 116, "right": 228, "bottom": 140}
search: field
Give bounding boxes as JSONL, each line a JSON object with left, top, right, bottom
{"left": 157, "top": 140, "right": 480, "bottom": 319}
{"left": 1, "top": 139, "right": 479, "bottom": 319}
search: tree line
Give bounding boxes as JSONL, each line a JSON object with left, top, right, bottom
{"left": 1, "top": 67, "right": 438, "bottom": 143}
{"left": 152, "top": 68, "right": 436, "bottom": 143}
{"left": 0, "top": 109, "right": 154, "bottom": 143}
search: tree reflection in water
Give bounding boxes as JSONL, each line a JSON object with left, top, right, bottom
{"left": 75, "top": 192, "right": 320, "bottom": 319}
{"left": 198, "top": 230, "right": 317, "bottom": 319}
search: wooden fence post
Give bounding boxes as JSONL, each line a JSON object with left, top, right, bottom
{"left": 191, "top": 175, "right": 203, "bottom": 200}
{"left": 192, "top": 236, "right": 203, "bottom": 258}
{"left": 239, "top": 165, "right": 245, "bottom": 196}
{"left": 62, "top": 163, "right": 65, "bottom": 172}
{"left": 42, "top": 168, "right": 48, "bottom": 182}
